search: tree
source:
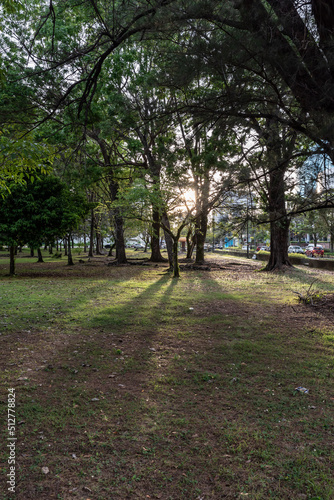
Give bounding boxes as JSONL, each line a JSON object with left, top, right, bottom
{"left": 176, "top": 116, "right": 238, "bottom": 264}
{"left": 119, "top": 176, "right": 194, "bottom": 278}
{"left": 0, "top": 175, "right": 89, "bottom": 274}
{"left": 238, "top": 115, "right": 310, "bottom": 270}
{"left": 11, "top": 0, "right": 334, "bottom": 154}
{"left": 96, "top": 44, "right": 177, "bottom": 263}
{"left": 8, "top": 0, "right": 334, "bottom": 274}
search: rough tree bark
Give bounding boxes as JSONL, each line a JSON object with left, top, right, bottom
{"left": 262, "top": 118, "right": 294, "bottom": 271}
{"left": 150, "top": 206, "right": 165, "bottom": 262}
{"left": 114, "top": 209, "right": 127, "bottom": 264}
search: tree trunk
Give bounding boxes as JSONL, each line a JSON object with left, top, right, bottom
{"left": 84, "top": 232, "right": 87, "bottom": 253}
{"left": 49, "top": 245, "right": 53, "bottom": 254}
{"left": 195, "top": 212, "right": 208, "bottom": 264}
{"left": 109, "top": 179, "right": 127, "bottom": 264}
{"left": 194, "top": 170, "right": 210, "bottom": 265}
{"left": 115, "top": 210, "right": 127, "bottom": 264}
{"left": 263, "top": 162, "right": 292, "bottom": 271}
{"left": 67, "top": 233, "right": 74, "bottom": 265}
{"left": 136, "top": 127, "right": 165, "bottom": 262}
{"left": 95, "top": 230, "right": 103, "bottom": 255}
{"left": 264, "top": 217, "right": 291, "bottom": 271}
{"left": 9, "top": 245, "right": 15, "bottom": 275}
{"left": 88, "top": 210, "right": 94, "bottom": 258}
{"left": 186, "top": 227, "right": 195, "bottom": 259}
{"left": 261, "top": 115, "right": 296, "bottom": 271}
{"left": 37, "top": 248, "right": 44, "bottom": 263}
{"left": 150, "top": 208, "right": 166, "bottom": 262}
{"left": 172, "top": 238, "right": 180, "bottom": 278}
{"left": 162, "top": 212, "right": 174, "bottom": 270}
{"left": 108, "top": 242, "right": 116, "bottom": 257}
{"left": 30, "top": 247, "right": 34, "bottom": 257}
{"left": 63, "top": 239, "right": 68, "bottom": 256}
{"left": 144, "top": 230, "right": 150, "bottom": 253}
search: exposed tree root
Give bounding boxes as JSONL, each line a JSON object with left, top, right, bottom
{"left": 292, "top": 280, "right": 323, "bottom": 306}
{"left": 262, "top": 263, "right": 294, "bottom": 272}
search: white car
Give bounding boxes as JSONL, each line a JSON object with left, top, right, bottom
{"left": 305, "top": 244, "right": 323, "bottom": 250}
{"left": 288, "top": 245, "right": 304, "bottom": 254}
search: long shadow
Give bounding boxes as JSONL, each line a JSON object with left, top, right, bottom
{"left": 2, "top": 267, "right": 334, "bottom": 498}
{"left": 88, "top": 274, "right": 182, "bottom": 332}
{"left": 0, "top": 266, "right": 155, "bottom": 335}
{"left": 277, "top": 265, "right": 334, "bottom": 291}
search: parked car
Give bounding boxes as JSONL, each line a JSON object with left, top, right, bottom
{"left": 288, "top": 245, "right": 304, "bottom": 254}
{"left": 257, "top": 246, "right": 270, "bottom": 252}
{"left": 305, "top": 246, "right": 324, "bottom": 257}
{"left": 305, "top": 244, "right": 323, "bottom": 251}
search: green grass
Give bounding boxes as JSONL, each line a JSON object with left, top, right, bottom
{"left": 0, "top": 255, "right": 333, "bottom": 499}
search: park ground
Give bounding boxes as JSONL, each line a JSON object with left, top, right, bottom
{"left": 0, "top": 249, "right": 333, "bottom": 499}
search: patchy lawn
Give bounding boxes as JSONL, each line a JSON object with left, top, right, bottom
{"left": 0, "top": 251, "right": 333, "bottom": 499}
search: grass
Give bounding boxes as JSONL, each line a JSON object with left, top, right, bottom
{"left": 0, "top": 251, "right": 333, "bottom": 499}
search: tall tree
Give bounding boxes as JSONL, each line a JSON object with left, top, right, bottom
{"left": 97, "top": 45, "right": 177, "bottom": 262}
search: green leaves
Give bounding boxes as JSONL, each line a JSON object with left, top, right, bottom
{"left": 0, "top": 130, "right": 55, "bottom": 193}
{"left": 0, "top": 174, "right": 89, "bottom": 249}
